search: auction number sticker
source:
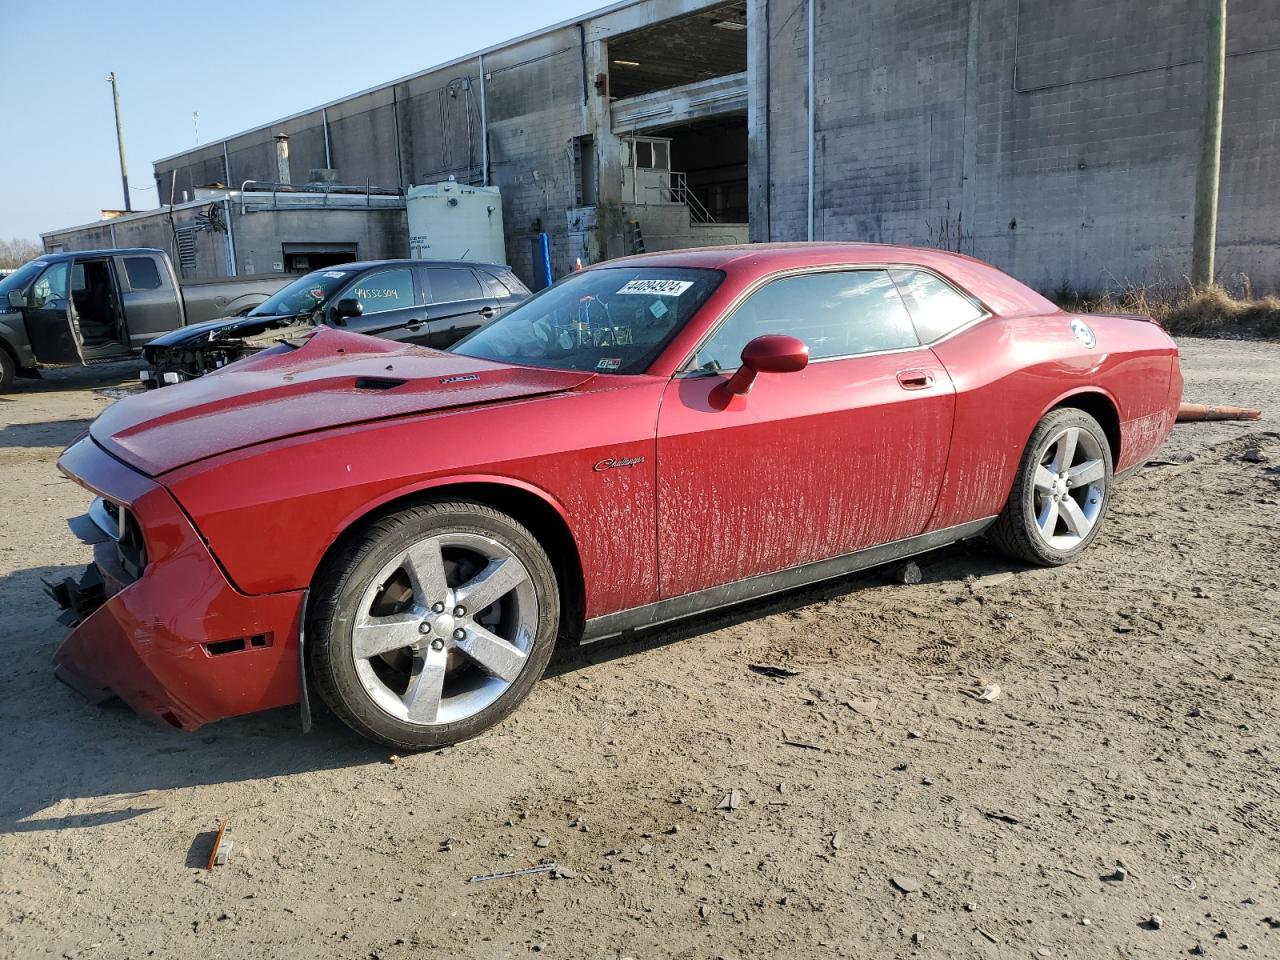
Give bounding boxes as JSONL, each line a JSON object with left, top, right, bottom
{"left": 616, "top": 279, "right": 694, "bottom": 297}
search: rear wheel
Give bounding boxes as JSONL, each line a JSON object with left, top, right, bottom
{"left": 988, "top": 408, "right": 1113, "bottom": 566}
{"left": 309, "top": 501, "right": 559, "bottom": 750}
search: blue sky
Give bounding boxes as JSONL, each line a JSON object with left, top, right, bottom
{"left": 0, "top": 0, "right": 603, "bottom": 240}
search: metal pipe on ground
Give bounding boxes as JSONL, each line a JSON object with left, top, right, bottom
{"left": 1176, "top": 402, "right": 1261, "bottom": 422}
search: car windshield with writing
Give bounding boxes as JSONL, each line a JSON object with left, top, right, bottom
{"left": 249, "top": 269, "right": 354, "bottom": 318}
{"left": 450, "top": 267, "right": 722, "bottom": 375}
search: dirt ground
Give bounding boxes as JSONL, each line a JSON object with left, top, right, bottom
{"left": 1, "top": 340, "right": 1278, "bottom": 960}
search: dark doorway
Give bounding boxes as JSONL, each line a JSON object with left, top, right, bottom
{"left": 281, "top": 242, "right": 359, "bottom": 273}
{"left": 661, "top": 114, "right": 748, "bottom": 224}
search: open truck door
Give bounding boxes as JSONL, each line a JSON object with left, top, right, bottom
{"left": 22, "top": 257, "right": 132, "bottom": 365}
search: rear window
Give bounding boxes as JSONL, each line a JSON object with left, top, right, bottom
{"left": 889, "top": 269, "right": 984, "bottom": 342}
{"left": 428, "top": 267, "right": 484, "bottom": 303}
{"left": 123, "top": 257, "right": 163, "bottom": 291}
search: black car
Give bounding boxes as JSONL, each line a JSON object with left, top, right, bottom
{"left": 141, "top": 259, "right": 530, "bottom": 387}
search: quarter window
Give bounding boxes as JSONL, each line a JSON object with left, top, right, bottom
{"left": 889, "top": 269, "right": 984, "bottom": 343}
{"left": 692, "top": 270, "right": 918, "bottom": 372}
{"left": 345, "top": 268, "right": 414, "bottom": 314}
{"left": 428, "top": 267, "right": 483, "bottom": 304}
{"left": 123, "top": 257, "right": 163, "bottom": 291}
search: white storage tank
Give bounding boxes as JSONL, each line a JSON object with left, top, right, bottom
{"left": 406, "top": 179, "right": 506, "bottom": 264}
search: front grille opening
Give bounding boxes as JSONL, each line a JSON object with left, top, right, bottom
{"left": 204, "top": 633, "right": 274, "bottom": 656}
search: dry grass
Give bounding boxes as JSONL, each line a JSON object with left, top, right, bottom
{"left": 1050, "top": 278, "right": 1280, "bottom": 339}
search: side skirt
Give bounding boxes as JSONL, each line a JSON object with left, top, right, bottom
{"left": 581, "top": 516, "right": 997, "bottom": 645}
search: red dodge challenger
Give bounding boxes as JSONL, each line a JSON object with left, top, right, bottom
{"left": 50, "top": 244, "right": 1182, "bottom": 749}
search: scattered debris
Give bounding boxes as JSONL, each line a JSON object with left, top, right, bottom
{"left": 894, "top": 561, "right": 923, "bottom": 585}
{"left": 830, "top": 830, "right": 844, "bottom": 851}
{"left": 1175, "top": 402, "right": 1261, "bottom": 422}
{"left": 1242, "top": 447, "right": 1267, "bottom": 463}
{"left": 206, "top": 821, "right": 230, "bottom": 871}
{"left": 846, "top": 697, "right": 879, "bottom": 717}
{"left": 907, "top": 729, "right": 924, "bottom": 740}
{"left": 981, "top": 810, "right": 1021, "bottom": 826}
{"left": 891, "top": 876, "right": 921, "bottom": 894}
{"left": 551, "top": 867, "right": 578, "bottom": 880}
{"left": 750, "top": 663, "right": 799, "bottom": 679}
{"left": 782, "top": 739, "right": 822, "bottom": 751}
{"left": 977, "top": 927, "right": 998, "bottom": 944}
{"left": 968, "top": 682, "right": 1002, "bottom": 702}
{"left": 1144, "top": 914, "right": 1164, "bottom": 930}
{"left": 716, "top": 789, "right": 741, "bottom": 811}
{"left": 534, "top": 836, "right": 550, "bottom": 848}
{"left": 968, "top": 572, "right": 1015, "bottom": 590}
{"left": 468, "top": 864, "right": 558, "bottom": 883}
{"left": 1104, "top": 866, "right": 1128, "bottom": 882}
{"left": 964, "top": 902, "right": 977, "bottom": 912}
{"left": 387, "top": 754, "right": 401, "bottom": 765}
{"left": 1174, "top": 875, "right": 1197, "bottom": 891}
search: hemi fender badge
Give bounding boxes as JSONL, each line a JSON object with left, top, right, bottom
{"left": 593, "top": 456, "right": 646, "bottom": 472}
{"left": 439, "top": 373, "right": 480, "bottom": 384}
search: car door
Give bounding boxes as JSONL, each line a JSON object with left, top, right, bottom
{"left": 419, "top": 265, "right": 496, "bottom": 348}
{"left": 655, "top": 269, "right": 956, "bottom": 600}
{"left": 331, "top": 266, "right": 423, "bottom": 342}
{"left": 115, "top": 254, "right": 180, "bottom": 347}
{"left": 21, "top": 260, "right": 80, "bottom": 363}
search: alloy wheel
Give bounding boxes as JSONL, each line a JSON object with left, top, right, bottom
{"left": 1032, "top": 426, "right": 1106, "bottom": 550}
{"left": 351, "top": 532, "right": 538, "bottom": 725}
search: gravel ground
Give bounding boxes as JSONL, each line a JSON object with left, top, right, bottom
{"left": 1, "top": 339, "right": 1277, "bottom": 960}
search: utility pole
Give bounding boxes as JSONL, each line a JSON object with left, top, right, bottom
{"left": 1191, "top": 0, "right": 1227, "bottom": 287}
{"left": 106, "top": 71, "right": 132, "bottom": 212}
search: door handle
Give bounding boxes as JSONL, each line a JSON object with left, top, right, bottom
{"left": 479, "top": 306, "right": 497, "bottom": 319}
{"left": 896, "top": 369, "right": 934, "bottom": 390}
{"left": 406, "top": 318, "right": 423, "bottom": 329}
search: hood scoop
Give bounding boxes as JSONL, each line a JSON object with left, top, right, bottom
{"left": 91, "top": 328, "right": 596, "bottom": 476}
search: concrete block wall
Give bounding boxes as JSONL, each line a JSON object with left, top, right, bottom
{"left": 761, "top": 0, "right": 1280, "bottom": 292}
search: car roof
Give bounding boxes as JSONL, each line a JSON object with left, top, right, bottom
{"left": 595, "top": 242, "right": 996, "bottom": 274}
{"left": 36, "top": 247, "right": 164, "bottom": 262}
{"left": 330, "top": 259, "right": 510, "bottom": 271}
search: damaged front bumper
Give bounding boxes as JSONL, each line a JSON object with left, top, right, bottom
{"left": 50, "top": 437, "right": 306, "bottom": 730}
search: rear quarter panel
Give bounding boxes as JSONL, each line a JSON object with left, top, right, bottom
{"left": 928, "top": 311, "right": 1178, "bottom": 530}
{"left": 161, "top": 379, "right": 667, "bottom": 619}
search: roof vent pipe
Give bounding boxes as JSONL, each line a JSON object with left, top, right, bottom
{"left": 274, "top": 134, "right": 291, "bottom": 185}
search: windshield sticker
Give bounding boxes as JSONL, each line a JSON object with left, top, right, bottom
{"left": 322, "top": 271, "right": 348, "bottom": 279}
{"left": 616, "top": 279, "right": 694, "bottom": 297}
{"left": 648, "top": 299, "right": 669, "bottom": 319}
{"left": 596, "top": 357, "right": 622, "bottom": 371}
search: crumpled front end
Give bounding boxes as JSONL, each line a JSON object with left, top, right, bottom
{"left": 50, "top": 437, "right": 305, "bottom": 730}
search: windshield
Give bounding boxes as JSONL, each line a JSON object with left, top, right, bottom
{"left": 450, "top": 266, "right": 722, "bottom": 375}
{"left": 0, "top": 260, "right": 50, "bottom": 301}
{"left": 249, "top": 268, "right": 356, "bottom": 317}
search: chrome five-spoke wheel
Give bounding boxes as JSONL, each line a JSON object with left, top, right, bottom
{"left": 309, "top": 501, "right": 560, "bottom": 750}
{"left": 989, "top": 407, "right": 1114, "bottom": 566}
{"left": 354, "top": 533, "right": 538, "bottom": 726}
{"left": 1032, "top": 426, "right": 1106, "bottom": 550}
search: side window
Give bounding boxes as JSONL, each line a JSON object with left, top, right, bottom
{"left": 123, "top": 257, "right": 163, "bottom": 291}
{"left": 692, "top": 270, "right": 918, "bottom": 372}
{"left": 478, "top": 270, "right": 511, "bottom": 298}
{"left": 345, "top": 268, "right": 414, "bottom": 314}
{"left": 889, "top": 269, "right": 984, "bottom": 343}
{"left": 428, "top": 267, "right": 484, "bottom": 304}
{"left": 31, "top": 262, "right": 69, "bottom": 308}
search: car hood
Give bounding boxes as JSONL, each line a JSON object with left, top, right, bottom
{"left": 92, "top": 327, "right": 597, "bottom": 476}
{"left": 145, "top": 312, "right": 310, "bottom": 349}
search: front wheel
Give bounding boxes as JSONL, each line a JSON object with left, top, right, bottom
{"left": 309, "top": 501, "right": 560, "bottom": 750}
{"left": 988, "top": 408, "right": 1113, "bottom": 566}
{"left": 0, "top": 349, "right": 14, "bottom": 393}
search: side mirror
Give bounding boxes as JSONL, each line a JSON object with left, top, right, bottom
{"left": 723, "top": 334, "right": 809, "bottom": 396}
{"left": 331, "top": 297, "right": 364, "bottom": 326}
{"left": 7, "top": 289, "right": 28, "bottom": 310}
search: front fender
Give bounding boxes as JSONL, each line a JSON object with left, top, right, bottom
{"left": 0, "top": 312, "right": 36, "bottom": 368}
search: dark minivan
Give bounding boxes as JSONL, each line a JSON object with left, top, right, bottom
{"left": 142, "top": 259, "right": 530, "bottom": 387}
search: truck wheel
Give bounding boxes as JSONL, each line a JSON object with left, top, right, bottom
{"left": 308, "top": 500, "right": 560, "bottom": 750}
{"left": 0, "top": 349, "right": 15, "bottom": 393}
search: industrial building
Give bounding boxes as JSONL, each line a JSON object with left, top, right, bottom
{"left": 44, "top": 0, "right": 1280, "bottom": 293}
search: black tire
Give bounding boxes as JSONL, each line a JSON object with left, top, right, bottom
{"left": 988, "top": 408, "right": 1113, "bottom": 566}
{"left": 0, "top": 348, "right": 14, "bottom": 393}
{"left": 308, "top": 500, "right": 559, "bottom": 750}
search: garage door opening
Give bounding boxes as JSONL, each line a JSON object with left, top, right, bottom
{"left": 659, "top": 114, "right": 748, "bottom": 226}
{"left": 281, "top": 242, "right": 358, "bottom": 273}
